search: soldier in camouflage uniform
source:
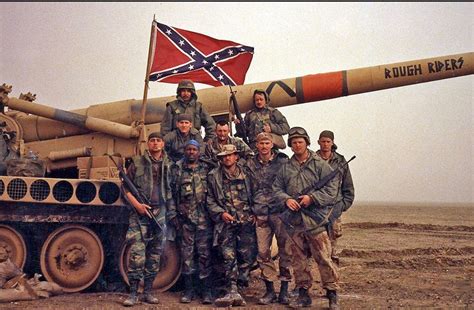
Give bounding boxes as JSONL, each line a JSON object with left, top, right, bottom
{"left": 167, "top": 140, "right": 214, "bottom": 304}
{"left": 122, "top": 132, "right": 171, "bottom": 307}
{"left": 273, "top": 127, "right": 340, "bottom": 310}
{"left": 204, "top": 120, "right": 254, "bottom": 164}
{"left": 164, "top": 114, "right": 204, "bottom": 162}
{"left": 206, "top": 144, "right": 257, "bottom": 307}
{"left": 316, "top": 130, "right": 355, "bottom": 265}
{"left": 241, "top": 89, "right": 290, "bottom": 150}
{"left": 161, "top": 79, "right": 216, "bottom": 142}
{"left": 245, "top": 132, "right": 292, "bottom": 305}
{"left": 246, "top": 132, "right": 291, "bottom": 305}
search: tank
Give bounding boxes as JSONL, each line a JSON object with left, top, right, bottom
{"left": 0, "top": 52, "right": 472, "bottom": 293}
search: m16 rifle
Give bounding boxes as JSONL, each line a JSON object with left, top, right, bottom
{"left": 279, "top": 155, "right": 356, "bottom": 229}
{"left": 229, "top": 85, "right": 249, "bottom": 145}
{"left": 109, "top": 155, "right": 164, "bottom": 232}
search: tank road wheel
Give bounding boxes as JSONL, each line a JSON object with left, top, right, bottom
{"left": 119, "top": 240, "right": 182, "bottom": 292}
{"left": 40, "top": 225, "right": 104, "bottom": 293}
{"left": 0, "top": 224, "right": 27, "bottom": 269}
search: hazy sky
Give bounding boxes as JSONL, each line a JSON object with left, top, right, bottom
{"left": 1, "top": 3, "right": 472, "bottom": 204}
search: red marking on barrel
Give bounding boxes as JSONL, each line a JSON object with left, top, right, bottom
{"left": 301, "top": 72, "right": 344, "bottom": 103}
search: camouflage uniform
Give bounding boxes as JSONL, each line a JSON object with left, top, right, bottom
{"left": 204, "top": 135, "right": 254, "bottom": 164}
{"left": 206, "top": 164, "right": 257, "bottom": 290}
{"left": 161, "top": 95, "right": 216, "bottom": 141}
{"left": 316, "top": 150, "right": 355, "bottom": 263}
{"left": 272, "top": 150, "right": 340, "bottom": 292}
{"left": 167, "top": 159, "right": 213, "bottom": 280}
{"left": 246, "top": 151, "right": 292, "bottom": 283}
{"left": 125, "top": 151, "right": 170, "bottom": 283}
{"left": 163, "top": 128, "right": 204, "bottom": 162}
{"left": 244, "top": 106, "right": 290, "bottom": 149}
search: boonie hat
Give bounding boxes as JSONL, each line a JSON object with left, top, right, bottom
{"left": 217, "top": 144, "right": 238, "bottom": 157}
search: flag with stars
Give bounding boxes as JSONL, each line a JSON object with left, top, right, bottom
{"left": 148, "top": 21, "right": 254, "bottom": 87}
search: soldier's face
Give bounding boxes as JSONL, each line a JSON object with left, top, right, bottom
{"left": 254, "top": 93, "right": 266, "bottom": 109}
{"left": 257, "top": 139, "right": 273, "bottom": 156}
{"left": 290, "top": 137, "right": 308, "bottom": 155}
{"left": 177, "top": 120, "right": 192, "bottom": 134}
{"left": 148, "top": 137, "right": 164, "bottom": 153}
{"left": 220, "top": 153, "right": 238, "bottom": 168}
{"left": 318, "top": 137, "right": 333, "bottom": 153}
{"left": 184, "top": 145, "right": 200, "bottom": 162}
{"left": 179, "top": 89, "right": 192, "bottom": 102}
{"left": 216, "top": 124, "right": 230, "bottom": 142}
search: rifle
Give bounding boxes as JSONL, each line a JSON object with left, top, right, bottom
{"left": 109, "top": 155, "right": 164, "bottom": 232}
{"left": 279, "top": 155, "right": 356, "bottom": 228}
{"left": 229, "top": 85, "right": 249, "bottom": 145}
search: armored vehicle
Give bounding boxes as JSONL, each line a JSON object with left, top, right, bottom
{"left": 0, "top": 52, "right": 472, "bottom": 293}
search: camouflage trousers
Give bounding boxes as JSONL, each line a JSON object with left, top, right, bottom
{"left": 216, "top": 221, "right": 257, "bottom": 287}
{"left": 126, "top": 212, "right": 164, "bottom": 282}
{"left": 255, "top": 213, "right": 292, "bottom": 282}
{"left": 328, "top": 217, "right": 343, "bottom": 259}
{"left": 288, "top": 229, "right": 340, "bottom": 291}
{"left": 179, "top": 221, "right": 213, "bottom": 279}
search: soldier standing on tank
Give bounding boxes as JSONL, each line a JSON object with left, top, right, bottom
{"left": 245, "top": 132, "right": 292, "bottom": 305}
{"left": 237, "top": 89, "right": 290, "bottom": 150}
{"left": 206, "top": 144, "right": 257, "bottom": 307}
{"left": 122, "top": 132, "right": 171, "bottom": 307}
{"left": 160, "top": 79, "right": 216, "bottom": 142}
{"left": 272, "top": 127, "right": 340, "bottom": 309}
{"left": 204, "top": 120, "right": 254, "bottom": 164}
{"left": 163, "top": 114, "right": 204, "bottom": 162}
{"left": 167, "top": 140, "right": 214, "bottom": 304}
{"left": 316, "top": 130, "right": 355, "bottom": 265}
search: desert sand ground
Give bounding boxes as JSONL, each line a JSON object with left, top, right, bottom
{"left": 1, "top": 202, "right": 473, "bottom": 309}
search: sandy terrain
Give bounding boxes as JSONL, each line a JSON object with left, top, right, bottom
{"left": 1, "top": 202, "right": 473, "bottom": 309}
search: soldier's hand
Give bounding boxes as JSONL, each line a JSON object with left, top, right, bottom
{"left": 286, "top": 198, "right": 301, "bottom": 211}
{"left": 263, "top": 123, "right": 271, "bottom": 133}
{"left": 221, "top": 212, "right": 235, "bottom": 223}
{"left": 298, "top": 195, "right": 313, "bottom": 208}
{"left": 135, "top": 203, "right": 151, "bottom": 216}
{"left": 233, "top": 118, "right": 241, "bottom": 125}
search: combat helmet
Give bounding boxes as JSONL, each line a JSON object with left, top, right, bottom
{"left": 177, "top": 80, "right": 196, "bottom": 94}
{"left": 287, "top": 126, "right": 310, "bottom": 145}
{"left": 253, "top": 89, "right": 270, "bottom": 104}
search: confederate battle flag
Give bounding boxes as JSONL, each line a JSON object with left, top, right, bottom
{"left": 148, "top": 21, "right": 254, "bottom": 87}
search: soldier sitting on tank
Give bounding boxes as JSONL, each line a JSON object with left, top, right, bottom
{"left": 122, "top": 132, "right": 171, "bottom": 307}
{"left": 163, "top": 114, "right": 204, "bottom": 162}
{"left": 206, "top": 144, "right": 257, "bottom": 308}
{"left": 236, "top": 89, "right": 290, "bottom": 150}
{"left": 204, "top": 120, "right": 253, "bottom": 164}
{"left": 160, "top": 79, "right": 216, "bottom": 143}
{"left": 167, "top": 140, "right": 214, "bottom": 305}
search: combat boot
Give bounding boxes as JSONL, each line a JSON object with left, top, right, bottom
{"left": 123, "top": 280, "right": 139, "bottom": 307}
{"left": 201, "top": 277, "right": 213, "bottom": 304}
{"left": 258, "top": 280, "right": 277, "bottom": 305}
{"left": 143, "top": 277, "right": 159, "bottom": 304}
{"left": 214, "top": 285, "right": 234, "bottom": 308}
{"left": 327, "top": 289, "right": 340, "bottom": 310}
{"left": 278, "top": 281, "right": 290, "bottom": 305}
{"left": 289, "top": 287, "right": 312, "bottom": 308}
{"left": 180, "top": 274, "right": 194, "bottom": 303}
{"left": 229, "top": 282, "right": 246, "bottom": 306}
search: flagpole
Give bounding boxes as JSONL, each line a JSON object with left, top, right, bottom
{"left": 138, "top": 16, "right": 157, "bottom": 155}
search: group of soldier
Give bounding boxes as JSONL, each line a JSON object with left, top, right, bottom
{"left": 121, "top": 79, "right": 355, "bottom": 309}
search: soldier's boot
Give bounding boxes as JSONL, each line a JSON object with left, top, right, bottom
{"left": 327, "top": 290, "right": 340, "bottom": 310}
{"left": 258, "top": 280, "right": 277, "bottom": 305}
{"left": 214, "top": 285, "right": 234, "bottom": 308}
{"left": 143, "top": 277, "right": 159, "bottom": 304}
{"left": 289, "top": 288, "right": 312, "bottom": 308}
{"left": 180, "top": 275, "right": 194, "bottom": 303}
{"left": 123, "top": 280, "right": 139, "bottom": 307}
{"left": 201, "top": 278, "right": 213, "bottom": 305}
{"left": 278, "top": 281, "right": 290, "bottom": 305}
{"left": 229, "top": 282, "right": 246, "bottom": 307}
